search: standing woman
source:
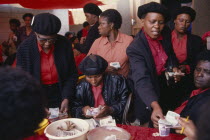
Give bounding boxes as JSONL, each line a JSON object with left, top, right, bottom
{"left": 18, "top": 13, "right": 35, "bottom": 44}
{"left": 127, "top": 2, "right": 180, "bottom": 127}
{"left": 88, "top": 9, "right": 133, "bottom": 77}
{"left": 17, "top": 13, "right": 78, "bottom": 113}
{"left": 171, "top": 6, "right": 206, "bottom": 105}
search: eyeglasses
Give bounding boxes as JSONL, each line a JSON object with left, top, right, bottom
{"left": 36, "top": 35, "right": 57, "bottom": 44}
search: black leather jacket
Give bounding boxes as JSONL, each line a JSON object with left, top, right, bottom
{"left": 71, "top": 73, "right": 129, "bottom": 123}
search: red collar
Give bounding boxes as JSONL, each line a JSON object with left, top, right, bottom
{"left": 142, "top": 28, "right": 163, "bottom": 41}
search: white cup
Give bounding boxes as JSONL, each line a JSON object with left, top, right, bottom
{"left": 159, "top": 123, "right": 170, "bottom": 137}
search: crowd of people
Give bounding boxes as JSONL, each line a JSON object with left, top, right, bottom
{"left": 0, "top": 1, "right": 210, "bottom": 140}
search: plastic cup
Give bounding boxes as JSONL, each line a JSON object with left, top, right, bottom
{"left": 159, "top": 123, "right": 170, "bottom": 137}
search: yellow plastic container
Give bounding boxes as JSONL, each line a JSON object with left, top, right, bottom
{"left": 35, "top": 119, "right": 49, "bottom": 135}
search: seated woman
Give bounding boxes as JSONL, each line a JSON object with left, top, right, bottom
{"left": 175, "top": 50, "right": 210, "bottom": 124}
{"left": 71, "top": 54, "right": 129, "bottom": 123}
{"left": 171, "top": 6, "right": 206, "bottom": 107}
{"left": 174, "top": 101, "right": 210, "bottom": 140}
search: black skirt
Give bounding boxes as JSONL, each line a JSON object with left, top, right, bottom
{"left": 42, "top": 83, "right": 62, "bottom": 108}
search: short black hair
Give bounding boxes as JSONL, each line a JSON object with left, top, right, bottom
{"left": 9, "top": 18, "right": 21, "bottom": 27}
{"left": 65, "top": 31, "right": 75, "bottom": 37}
{"left": 22, "top": 13, "right": 34, "bottom": 20}
{"left": 196, "top": 50, "right": 210, "bottom": 64}
{"left": 0, "top": 67, "right": 46, "bottom": 140}
{"left": 83, "top": 3, "right": 102, "bottom": 16}
{"left": 83, "top": 21, "right": 89, "bottom": 27}
{"left": 173, "top": 6, "right": 196, "bottom": 22}
{"left": 100, "top": 9, "right": 122, "bottom": 30}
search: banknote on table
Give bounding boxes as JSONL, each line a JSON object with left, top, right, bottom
{"left": 85, "top": 119, "right": 99, "bottom": 130}
{"left": 99, "top": 116, "right": 116, "bottom": 127}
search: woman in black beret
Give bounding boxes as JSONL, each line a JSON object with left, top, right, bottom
{"left": 74, "top": 3, "right": 102, "bottom": 54}
{"left": 170, "top": 6, "right": 206, "bottom": 107}
{"left": 16, "top": 13, "right": 78, "bottom": 114}
{"left": 126, "top": 2, "right": 181, "bottom": 128}
{"left": 71, "top": 54, "right": 129, "bottom": 123}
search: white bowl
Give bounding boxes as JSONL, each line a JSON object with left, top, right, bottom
{"left": 87, "top": 126, "right": 131, "bottom": 140}
{"left": 44, "top": 118, "right": 89, "bottom": 140}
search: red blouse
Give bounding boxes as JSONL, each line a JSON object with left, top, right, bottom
{"left": 145, "top": 32, "right": 168, "bottom": 75}
{"left": 82, "top": 28, "right": 88, "bottom": 37}
{"left": 38, "top": 43, "right": 59, "bottom": 85}
{"left": 91, "top": 82, "right": 105, "bottom": 108}
{"left": 172, "top": 30, "right": 191, "bottom": 74}
{"left": 172, "top": 30, "right": 187, "bottom": 64}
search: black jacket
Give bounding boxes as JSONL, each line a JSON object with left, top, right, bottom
{"left": 74, "top": 22, "right": 100, "bottom": 54}
{"left": 180, "top": 33, "right": 206, "bottom": 71}
{"left": 71, "top": 73, "right": 129, "bottom": 122}
{"left": 181, "top": 89, "right": 210, "bottom": 125}
{"left": 126, "top": 29, "right": 178, "bottom": 110}
{"left": 16, "top": 34, "right": 78, "bottom": 100}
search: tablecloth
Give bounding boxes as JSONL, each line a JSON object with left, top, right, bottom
{"left": 24, "top": 124, "right": 186, "bottom": 140}
{"left": 117, "top": 124, "right": 186, "bottom": 140}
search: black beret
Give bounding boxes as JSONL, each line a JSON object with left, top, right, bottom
{"left": 173, "top": 6, "right": 196, "bottom": 22}
{"left": 32, "top": 13, "right": 61, "bottom": 35}
{"left": 138, "top": 2, "right": 170, "bottom": 22}
{"left": 83, "top": 3, "right": 102, "bottom": 16}
{"left": 79, "top": 54, "right": 108, "bottom": 75}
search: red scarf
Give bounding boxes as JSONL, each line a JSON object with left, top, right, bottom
{"left": 175, "top": 88, "right": 210, "bottom": 114}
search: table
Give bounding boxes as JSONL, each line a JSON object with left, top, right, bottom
{"left": 24, "top": 124, "right": 186, "bottom": 140}
{"left": 24, "top": 135, "right": 48, "bottom": 140}
{"left": 117, "top": 124, "right": 186, "bottom": 140}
